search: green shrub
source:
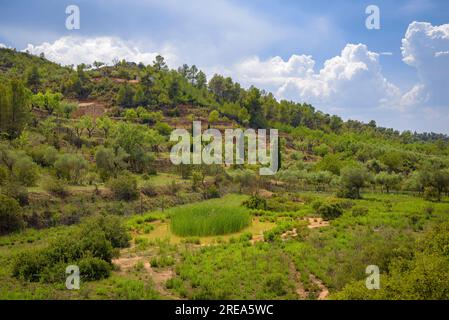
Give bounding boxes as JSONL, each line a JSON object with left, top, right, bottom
{"left": 79, "top": 257, "right": 111, "bottom": 280}
{"left": 243, "top": 194, "right": 267, "bottom": 210}
{"left": 264, "top": 274, "right": 288, "bottom": 296}
{"left": 239, "top": 232, "right": 253, "bottom": 242}
{"left": 88, "top": 215, "right": 131, "bottom": 248}
{"left": 315, "top": 201, "right": 343, "bottom": 220}
{"left": 0, "top": 194, "right": 23, "bottom": 235}
{"left": 12, "top": 251, "right": 48, "bottom": 282}
{"left": 155, "top": 122, "right": 172, "bottom": 136}
{"left": 205, "top": 186, "right": 220, "bottom": 199}
{"left": 54, "top": 153, "right": 88, "bottom": 184}
{"left": 12, "top": 157, "right": 39, "bottom": 186}
{"left": 12, "top": 215, "right": 129, "bottom": 283}
{"left": 107, "top": 173, "right": 139, "bottom": 201}
{"left": 30, "top": 144, "right": 58, "bottom": 167}
{"left": 352, "top": 206, "right": 369, "bottom": 217}
{"left": 2, "top": 182, "right": 29, "bottom": 205}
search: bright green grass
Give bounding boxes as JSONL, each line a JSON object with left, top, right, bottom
{"left": 169, "top": 197, "right": 251, "bottom": 237}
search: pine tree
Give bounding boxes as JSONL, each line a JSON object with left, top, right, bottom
{"left": 0, "top": 80, "right": 30, "bottom": 139}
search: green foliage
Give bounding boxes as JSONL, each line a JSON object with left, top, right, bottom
{"left": 243, "top": 194, "right": 267, "bottom": 210}
{"left": 95, "top": 146, "right": 128, "bottom": 180}
{"left": 42, "top": 176, "right": 69, "bottom": 198}
{"left": 335, "top": 222, "right": 449, "bottom": 300}
{"left": 170, "top": 201, "right": 251, "bottom": 237}
{"left": 375, "top": 172, "right": 402, "bottom": 193}
{"left": 173, "top": 243, "right": 296, "bottom": 299}
{"left": 155, "top": 122, "right": 172, "bottom": 136}
{"left": 11, "top": 156, "right": 39, "bottom": 186}
{"left": 0, "top": 194, "right": 23, "bottom": 235}
{"left": 351, "top": 206, "right": 369, "bottom": 217}
{"left": 54, "top": 153, "right": 88, "bottom": 184}
{"left": 338, "top": 166, "right": 370, "bottom": 199}
{"left": 208, "top": 110, "right": 220, "bottom": 123}
{"left": 0, "top": 79, "right": 31, "bottom": 139}
{"left": 140, "top": 180, "right": 158, "bottom": 197}
{"left": 314, "top": 200, "right": 344, "bottom": 220}
{"left": 30, "top": 144, "right": 58, "bottom": 167}
{"left": 12, "top": 215, "right": 129, "bottom": 283}
{"left": 107, "top": 172, "right": 139, "bottom": 201}
{"left": 78, "top": 257, "right": 111, "bottom": 281}
{"left": 31, "top": 91, "right": 63, "bottom": 115}
{"left": 111, "top": 122, "right": 160, "bottom": 173}
{"left": 204, "top": 185, "right": 220, "bottom": 199}
{"left": 116, "top": 83, "right": 134, "bottom": 108}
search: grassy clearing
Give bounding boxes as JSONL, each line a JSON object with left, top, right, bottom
{"left": 139, "top": 218, "right": 274, "bottom": 245}
{"left": 169, "top": 242, "right": 298, "bottom": 300}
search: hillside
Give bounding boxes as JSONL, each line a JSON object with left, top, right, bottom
{"left": 0, "top": 48, "right": 449, "bottom": 300}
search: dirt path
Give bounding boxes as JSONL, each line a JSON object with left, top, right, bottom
{"left": 309, "top": 274, "right": 330, "bottom": 300}
{"left": 112, "top": 255, "right": 178, "bottom": 299}
{"left": 289, "top": 262, "right": 307, "bottom": 300}
{"left": 307, "top": 217, "right": 330, "bottom": 229}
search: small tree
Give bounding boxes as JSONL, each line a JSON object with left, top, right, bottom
{"left": 338, "top": 166, "right": 369, "bottom": 199}
{"left": 54, "top": 153, "right": 88, "bottom": 184}
{"left": 116, "top": 84, "right": 134, "bottom": 108}
{"left": 208, "top": 110, "right": 220, "bottom": 124}
{"left": 375, "top": 172, "right": 402, "bottom": 194}
{"left": 95, "top": 146, "right": 129, "bottom": 180}
{"left": 80, "top": 115, "right": 96, "bottom": 138}
{"left": 97, "top": 116, "right": 114, "bottom": 138}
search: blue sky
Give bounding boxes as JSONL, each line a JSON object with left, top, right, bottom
{"left": 1, "top": 0, "right": 449, "bottom": 133}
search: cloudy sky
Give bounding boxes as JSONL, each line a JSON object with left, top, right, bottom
{"left": 1, "top": 0, "right": 449, "bottom": 133}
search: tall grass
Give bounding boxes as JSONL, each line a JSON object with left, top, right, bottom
{"left": 170, "top": 203, "right": 251, "bottom": 237}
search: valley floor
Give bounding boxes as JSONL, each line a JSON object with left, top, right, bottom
{"left": 1, "top": 191, "right": 448, "bottom": 300}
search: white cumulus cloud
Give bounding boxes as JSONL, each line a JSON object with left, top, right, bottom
{"left": 23, "top": 36, "right": 178, "bottom": 67}
{"left": 401, "top": 21, "right": 449, "bottom": 107}
{"left": 233, "top": 43, "right": 401, "bottom": 116}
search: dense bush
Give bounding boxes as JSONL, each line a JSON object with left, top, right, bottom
{"left": 107, "top": 173, "right": 139, "bottom": 201}
{"left": 204, "top": 185, "right": 220, "bottom": 199}
{"left": 243, "top": 194, "right": 267, "bottom": 210}
{"left": 30, "top": 144, "right": 58, "bottom": 167}
{"left": 54, "top": 153, "right": 88, "bottom": 184}
{"left": 1, "top": 182, "right": 29, "bottom": 205}
{"left": 78, "top": 257, "right": 111, "bottom": 281}
{"left": 12, "top": 215, "right": 129, "bottom": 282}
{"left": 11, "top": 157, "right": 39, "bottom": 186}
{"left": 315, "top": 201, "right": 344, "bottom": 220}
{"left": 0, "top": 194, "right": 23, "bottom": 234}
{"left": 335, "top": 223, "right": 449, "bottom": 300}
